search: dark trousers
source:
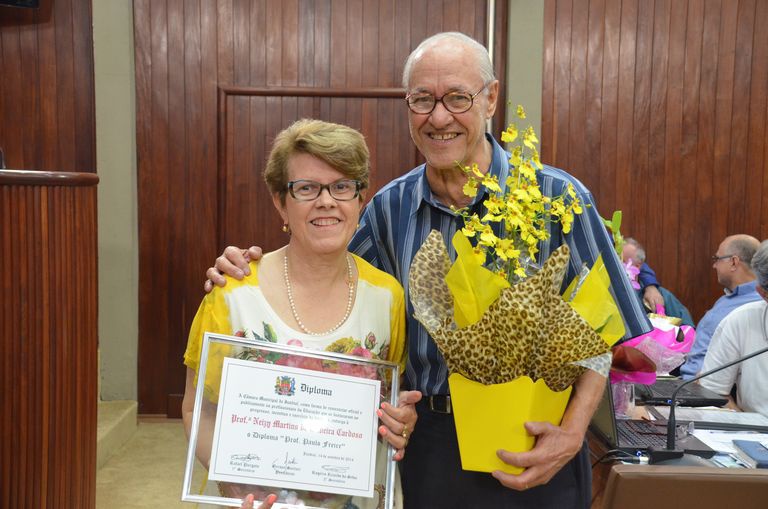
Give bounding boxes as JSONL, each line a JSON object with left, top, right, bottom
{"left": 399, "top": 400, "right": 591, "bottom": 508}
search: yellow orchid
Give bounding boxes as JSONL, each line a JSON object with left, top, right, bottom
{"left": 479, "top": 225, "right": 499, "bottom": 247}
{"left": 455, "top": 108, "right": 583, "bottom": 283}
{"left": 501, "top": 124, "right": 518, "bottom": 143}
{"left": 531, "top": 149, "right": 543, "bottom": 170}
{"left": 481, "top": 174, "right": 502, "bottom": 193}
{"left": 523, "top": 127, "right": 539, "bottom": 150}
{"left": 461, "top": 214, "right": 483, "bottom": 238}
{"left": 463, "top": 177, "right": 479, "bottom": 198}
{"left": 510, "top": 146, "right": 523, "bottom": 168}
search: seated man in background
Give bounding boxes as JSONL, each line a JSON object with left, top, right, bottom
{"left": 622, "top": 238, "right": 664, "bottom": 311}
{"left": 622, "top": 237, "right": 694, "bottom": 326}
{"left": 699, "top": 239, "right": 768, "bottom": 417}
{"left": 680, "top": 234, "right": 761, "bottom": 380}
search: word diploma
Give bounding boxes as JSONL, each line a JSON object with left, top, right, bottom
{"left": 207, "top": 357, "right": 381, "bottom": 497}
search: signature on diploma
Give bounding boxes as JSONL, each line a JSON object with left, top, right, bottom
{"left": 322, "top": 465, "right": 350, "bottom": 473}
{"left": 272, "top": 452, "right": 299, "bottom": 468}
{"left": 231, "top": 453, "right": 261, "bottom": 462}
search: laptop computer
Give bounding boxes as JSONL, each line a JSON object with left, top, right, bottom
{"left": 634, "top": 378, "right": 728, "bottom": 407}
{"left": 589, "top": 382, "right": 716, "bottom": 458}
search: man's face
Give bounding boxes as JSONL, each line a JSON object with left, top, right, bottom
{"left": 713, "top": 239, "right": 735, "bottom": 289}
{"left": 406, "top": 43, "right": 498, "bottom": 173}
{"left": 621, "top": 244, "right": 641, "bottom": 267}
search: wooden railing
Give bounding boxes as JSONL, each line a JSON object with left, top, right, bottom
{"left": 0, "top": 169, "right": 99, "bottom": 509}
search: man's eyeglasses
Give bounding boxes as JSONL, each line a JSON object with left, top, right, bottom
{"left": 711, "top": 253, "right": 737, "bottom": 263}
{"left": 287, "top": 179, "right": 362, "bottom": 201}
{"left": 405, "top": 83, "right": 489, "bottom": 115}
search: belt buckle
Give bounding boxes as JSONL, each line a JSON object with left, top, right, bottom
{"left": 428, "top": 395, "right": 452, "bottom": 414}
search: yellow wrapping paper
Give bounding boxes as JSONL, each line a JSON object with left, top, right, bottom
{"left": 445, "top": 232, "right": 509, "bottom": 327}
{"left": 449, "top": 374, "right": 572, "bottom": 474}
{"left": 563, "top": 255, "right": 625, "bottom": 347}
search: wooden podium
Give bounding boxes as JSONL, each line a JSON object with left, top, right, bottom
{"left": 0, "top": 170, "right": 99, "bottom": 509}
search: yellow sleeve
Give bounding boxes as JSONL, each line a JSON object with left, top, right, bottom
{"left": 387, "top": 283, "right": 407, "bottom": 374}
{"left": 183, "top": 287, "right": 234, "bottom": 401}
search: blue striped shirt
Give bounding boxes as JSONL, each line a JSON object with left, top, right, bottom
{"left": 349, "top": 134, "right": 651, "bottom": 395}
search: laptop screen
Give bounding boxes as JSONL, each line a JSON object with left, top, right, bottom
{"left": 590, "top": 383, "right": 619, "bottom": 447}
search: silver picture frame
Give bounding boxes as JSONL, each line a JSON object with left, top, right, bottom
{"left": 181, "top": 332, "right": 400, "bottom": 509}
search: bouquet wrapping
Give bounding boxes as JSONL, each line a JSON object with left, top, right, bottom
{"left": 409, "top": 230, "right": 624, "bottom": 473}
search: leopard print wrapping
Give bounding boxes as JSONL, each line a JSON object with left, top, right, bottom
{"left": 409, "top": 231, "right": 612, "bottom": 392}
{"left": 409, "top": 230, "right": 457, "bottom": 334}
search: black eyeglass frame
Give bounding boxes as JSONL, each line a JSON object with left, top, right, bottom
{"left": 286, "top": 179, "right": 363, "bottom": 201}
{"left": 711, "top": 253, "right": 738, "bottom": 263}
{"left": 404, "top": 82, "right": 491, "bottom": 115}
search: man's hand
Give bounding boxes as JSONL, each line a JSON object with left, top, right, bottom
{"left": 642, "top": 285, "right": 664, "bottom": 311}
{"left": 204, "top": 246, "right": 263, "bottom": 293}
{"left": 492, "top": 370, "right": 604, "bottom": 491}
{"left": 491, "top": 420, "right": 583, "bottom": 490}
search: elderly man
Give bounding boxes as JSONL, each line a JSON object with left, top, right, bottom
{"left": 622, "top": 237, "right": 694, "bottom": 325}
{"left": 622, "top": 237, "right": 665, "bottom": 310}
{"left": 698, "top": 239, "right": 768, "bottom": 417}
{"left": 680, "top": 234, "right": 761, "bottom": 380}
{"left": 207, "top": 32, "right": 650, "bottom": 508}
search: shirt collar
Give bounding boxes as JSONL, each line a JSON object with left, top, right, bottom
{"left": 411, "top": 133, "right": 510, "bottom": 216}
{"left": 726, "top": 279, "right": 758, "bottom": 297}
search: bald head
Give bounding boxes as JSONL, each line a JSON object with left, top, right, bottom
{"left": 713, "top": 234, "right": 760, "bottom": 290}
{"left": 402, "top": 32, "right": 495, "bottom": 88}
{"left": 723, "top": 235, "right": 760, "bottom": 266}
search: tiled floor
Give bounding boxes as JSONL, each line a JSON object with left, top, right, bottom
{"left": 95, "top": 418, "right": 208, "bottom": 508}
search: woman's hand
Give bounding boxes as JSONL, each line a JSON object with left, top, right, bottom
{"left": 240, "top": 493, "right": 277, "bottom": 509}
{"left": 377, "top": 390, "right": 422, "bottom": 460}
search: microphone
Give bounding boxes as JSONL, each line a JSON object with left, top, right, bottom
{"left": 649, "top": 343, "right": 768, "bottom": 464}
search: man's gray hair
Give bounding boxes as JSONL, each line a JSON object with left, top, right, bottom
{"left": 751, "top": 240, "right": 768, "bottom": 289}
{"left": 402, "top": 32, "right": 496, "bottom": 89}
{"left": 729, "top": 236, "right": 760, "bottom": 266}
{"left": 624, "top": 237, "right": 646, "bottom": 263}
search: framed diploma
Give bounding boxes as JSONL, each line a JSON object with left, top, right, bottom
{"left": 182, "top": 332, "right": 401, "bottom": 509}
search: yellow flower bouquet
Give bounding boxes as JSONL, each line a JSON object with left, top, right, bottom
{"left": 408, "top": 106, "right": 625, "bottom": 474}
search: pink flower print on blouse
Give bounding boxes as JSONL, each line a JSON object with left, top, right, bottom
{"left": 364, "top": 332, "right": 377, "bottom": 350}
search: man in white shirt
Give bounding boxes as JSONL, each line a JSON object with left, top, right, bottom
{"left": 700, "top": 239, "right": 768, "bottom": 417}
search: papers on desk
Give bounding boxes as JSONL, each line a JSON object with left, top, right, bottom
{"left": 652, "top": 406, "right": 768, "bottom": 428}
{"left": 691, "top": 430, "right": 768, "bottom": 455}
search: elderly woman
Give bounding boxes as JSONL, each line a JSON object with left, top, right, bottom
{"left": 181, "top": 119, "right": 420, "bottom": 509}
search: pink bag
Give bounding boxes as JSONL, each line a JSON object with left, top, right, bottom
{"left": 610, "top": 307, "right": 695, "bottom": 385}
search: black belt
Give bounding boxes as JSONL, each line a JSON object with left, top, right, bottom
{"left": 424, "top": 395, "right": 452, "bottom": 414}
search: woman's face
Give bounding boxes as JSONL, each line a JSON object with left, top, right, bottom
{"left": 273, "top": 152, "right": 364, "bottom": 257}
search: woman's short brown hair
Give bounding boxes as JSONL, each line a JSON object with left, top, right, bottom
{"left": 264, "top": 119, "right": 370, "bottom": 202}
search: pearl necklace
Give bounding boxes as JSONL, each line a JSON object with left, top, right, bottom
{"left": 283, "top": 252, "right": 355, "bottom": 336}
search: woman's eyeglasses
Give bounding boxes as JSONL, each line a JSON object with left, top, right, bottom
{"left": 287, "top": 179, "right": 362, "bottom": 201}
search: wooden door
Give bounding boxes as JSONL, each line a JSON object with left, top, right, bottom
{"left": 135, "top": 0, "right": 508, "bottom": 416}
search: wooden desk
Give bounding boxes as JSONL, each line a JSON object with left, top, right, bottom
{"left": 588, "top": 428, "right": 768, "bottom": 508}
{"left": 587, "top": 429, "right": 613, "bottom": 508}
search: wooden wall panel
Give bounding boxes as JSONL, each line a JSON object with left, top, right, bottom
{"left": 135, "top": 0, "right": 507, "bottom": 415}
{"left": 543, "top": 0, "right": 768, "bottom": 322}
{"left": 0, "top": 0, "right": 95, "bottom": 172}
{"left": 0, "top": 170, "right": 98, "bottom": 509}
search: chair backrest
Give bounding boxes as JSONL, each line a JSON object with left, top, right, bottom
{"left": 602, "top": 464, "right": 768, "bottom": 509}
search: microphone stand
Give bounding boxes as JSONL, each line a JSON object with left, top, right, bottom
{"left": 649, "top": 344, "right": 768, "bottom": 464}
